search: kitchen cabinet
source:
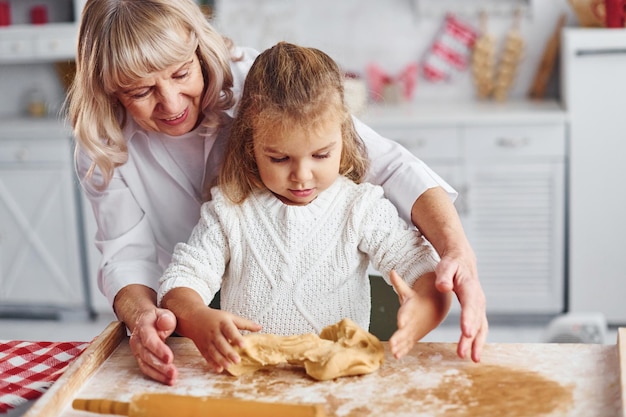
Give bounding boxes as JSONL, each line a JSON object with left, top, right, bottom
{"left": 561, "top": 28, "right": 626, "bottom": 325}
{"left": 0, "top": 0, "right": 83, "bottom": 63}
{"left": 462, "top": 123, "right": 565, "bottom": 314}
{"left": 0, "top": 0, "right": 210, "bottom": 65}
{"left": 0, "top": 120, "right": 88, "bottom": 318}
{"left": 361, "top": 100, "right": 567, "bottom": 316}
{"left": 0, "top": 0, "right": 91, "bottom": 318}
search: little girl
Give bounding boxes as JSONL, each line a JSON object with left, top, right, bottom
{"left": 158, "top": 42, "right": 451, "bottom": 374}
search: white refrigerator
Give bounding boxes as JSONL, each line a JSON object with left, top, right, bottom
{"left": 561, "top": 28, "right": 626, "bottom": 324}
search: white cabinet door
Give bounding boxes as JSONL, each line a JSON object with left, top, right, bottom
{"left": 0, "top": 137, "right": 85, "bottom": 314}
{"left": 463, "top": 124, "right": 566, "bottom": 314}
{"left": 465, "top": 162, "right": 565, "bottom": 313}
{"left": 79, "top": 190, "right": 112, "bottom": 314}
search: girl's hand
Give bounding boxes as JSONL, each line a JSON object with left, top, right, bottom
{"left": 160, "top": 287, "right": 262, "bottom": 374}
{"left": 388, "top": 270, "right": 422, "bottom": 359}
{"left": 190, "top": 308, "right": 261, "bottom": 373}
{"left": 388, "top": 270, "right": 450, "bottom": 359}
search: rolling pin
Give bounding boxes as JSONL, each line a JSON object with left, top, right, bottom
{"left": 73, "top": 393, "right": 326, "bottom": 417}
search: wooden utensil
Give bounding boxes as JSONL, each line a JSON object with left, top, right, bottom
{"left": 528, "top": 13, "right": 567, "bottom": 99}
{"left": 73, "top": 393, "right": 326, "bottom": 417}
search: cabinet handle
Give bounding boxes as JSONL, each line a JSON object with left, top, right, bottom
{"left": 15, "top": 148, "right": 29, "bottom": 161}
{"left": 496, "top": 137, "right": 529, "bottom": 148}
{"left": 399, "top": 138, "right": 426, "bottom": 147}
{"left": 576, "top": 48, "right": 626, "bottom": 57}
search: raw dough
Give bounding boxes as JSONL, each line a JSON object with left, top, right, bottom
{"left": 227, "top": 318, "right": 384, "bottom": 381}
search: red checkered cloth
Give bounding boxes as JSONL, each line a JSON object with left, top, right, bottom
{"left": 0, "top": 340, "right": 90, "bottom": 413}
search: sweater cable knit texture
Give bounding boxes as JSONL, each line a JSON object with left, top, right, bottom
{"left": 158, "top": 176, "right": 440, "bottom": 335}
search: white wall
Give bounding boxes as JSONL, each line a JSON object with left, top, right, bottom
{"left": 0, "top": 1, "right": 580, "bottom": 118}
{"left": 213, "top": 0, "right": 577, "bottom": 102}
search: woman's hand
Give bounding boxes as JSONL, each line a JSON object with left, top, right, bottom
{"left": 410, "top": 186, "right": 488, "bottom": 363}
{"left": 114, "top": 284, "right": 179, "bottom": 385}
{"left": 128, "top": 308, "right": 178, "bottom": 385}
{"left": 435, "top": 250, "right": 488, "bottom": 362}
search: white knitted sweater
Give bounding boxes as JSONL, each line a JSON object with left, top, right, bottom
{"left": 158, "top": 176, "right": 440, "bottom": 335}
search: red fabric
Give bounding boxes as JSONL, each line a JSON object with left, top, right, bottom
{"left": 0, "top": 340, "right": 90, "bottom": 413}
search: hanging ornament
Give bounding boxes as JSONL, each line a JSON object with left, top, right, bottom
{"left": 366, "top": 62, "right": 419, "bottom": 103}
{"left": 493, "top": 9, "right": 525, "bottom": 102}
{"left": 421, "top": 13, "right": 478, "bottom": 82}
{"left": 471, "top": 11, "right": 496, "bottom": 99}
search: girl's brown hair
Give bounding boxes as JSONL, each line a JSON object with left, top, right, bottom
{"left": 219, "top": 42, "right": 369, "bottom": 204}
{"left": 66, "top": 0, "right": 236, "bottom": 189}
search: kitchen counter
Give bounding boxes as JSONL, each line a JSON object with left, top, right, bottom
{"left": 0, "top": 117, "right": 71, "bottom": 140}
{"left": 24, "top": 322, "right": 625, "bottom": 417}
{"left": 359, "top": 99, "right": 567, "bottom": 127}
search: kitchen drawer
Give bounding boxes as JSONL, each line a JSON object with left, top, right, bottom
{"left": 0, "top": 139, "right": 70, "bottom": 163}
{"left": 463, "top": 124, "right": 566, "bottom": 159}
{"left": 34, "top": 34, "right": 76, "bottom": 58}
{"left": 0, "top": 38, "right": 34, "bottom": 61}
{"left": 0, "top": 25, "right": 77, "bottom": 63}
{"left": 374, "top": 126, "right": 461, "bottom": 160}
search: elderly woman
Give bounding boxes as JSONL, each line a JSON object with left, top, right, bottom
{"left": 67, "top": 0, "right": 487, "bottom": 385}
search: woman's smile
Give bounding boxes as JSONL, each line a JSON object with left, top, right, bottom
{"left": 160, "top": 108, "right": 189, "bottom": 126}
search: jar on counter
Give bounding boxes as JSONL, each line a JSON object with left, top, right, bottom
{"left": 0, "top": 2, "right": 10, "bottom": 26}
{"left": 24, "top": 87, "right": 47, "bottom": 118}
{"left": 30, "top": 5, "right": 48, "bottom": 25}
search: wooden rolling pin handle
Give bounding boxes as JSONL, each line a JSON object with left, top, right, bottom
{"left": 131, "top": 393, "right": 326, "bottom": 417}
{"left": 72, "top": 398, "right": 130, "bottom": 415}
{"left": 73, "top": 393, "right": 326, "bottom": 417}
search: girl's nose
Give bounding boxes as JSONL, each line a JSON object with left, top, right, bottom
{"left": 291, "top": 162, "right": 313, "bottom": 182}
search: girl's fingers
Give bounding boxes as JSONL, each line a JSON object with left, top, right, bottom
{"left": 389, "top": 329, "right": 411, "bottom": 359}
{"left": 390, "top": 270, "right": 411, "bottom": 304}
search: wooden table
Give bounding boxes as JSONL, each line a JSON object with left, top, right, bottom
{"left": 23, "top": 322, "right": 626, "bottom": 417}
